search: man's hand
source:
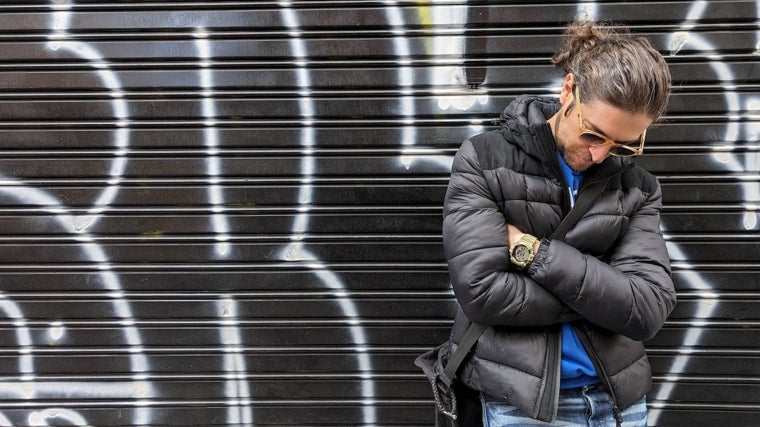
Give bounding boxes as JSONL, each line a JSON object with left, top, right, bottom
{"left": 506, "top": 223, "right": 523, "bottom": 248}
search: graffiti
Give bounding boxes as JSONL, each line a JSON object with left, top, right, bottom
{"left": 277, "top": 1, "right": 377, "bottom": 423}
{"left": 0, "top": 0, "right": 757, "bottom": 425}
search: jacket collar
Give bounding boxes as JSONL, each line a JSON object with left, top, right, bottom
{"left": 500, "top": 95, "right": 632, "bottom": 181}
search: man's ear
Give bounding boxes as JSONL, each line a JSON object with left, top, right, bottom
{"left": 558, "top": 73, "right": 575, "bottom": 105}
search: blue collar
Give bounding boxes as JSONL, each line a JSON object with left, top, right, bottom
{"left": 557, "top": 152, "right": 584, "bottom": 201}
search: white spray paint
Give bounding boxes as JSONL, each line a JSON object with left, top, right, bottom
{"left": 277, "top": 2, "right": 377, "bottom": 423}
{"left": 0, "top": 181, "right": 154, "bottom": 425}
{"left": 217, "top": 298, "right": 253, "bottom": 425}
{"left": 427, "top": 2, "right": 488, "bottom": 168}
{"left": 28, "top": 408, "right": 93, "bottom": 426}
{"left": 0, "top": 294, "right": 34, "bottom": 381}
{"left": 650, "top": 0, "right": 760, "bottom": 422}
{"left": 192, "top": 31, "right": 252, "bottom": 423}
{"left": 47, "top": 0, "right": 129, "bottom": 230}
{"left": 194, "top": 28, "right": 232, "bottom": 257}
{"left": 0, "top": 2, "right": 156, "bottom": 424}
{"left": 383, "top": 1, "right": 420, "bottom": 171}
{"left": 430, "top": 3, "right": 487, "bottom": 113}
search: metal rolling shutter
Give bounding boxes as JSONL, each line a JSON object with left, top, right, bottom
{"left": 0, "top": 1, "right": 756, "bottom": 425}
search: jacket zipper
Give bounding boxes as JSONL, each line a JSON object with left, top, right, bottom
{"left": 536, "top": 326, "right": 562, "bottom": 422}
{"left": 573, "top": 323, "right": 624, "bottom": 427}
{"left": 547, "top": 154, "right": 572, "bottom": 216}
{"left": 569, "top": 164, "right": 634, "bottom": 427}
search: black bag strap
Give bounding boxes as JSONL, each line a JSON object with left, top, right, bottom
{"left": 441, "top": 177, "right": 610, "bottom": 384}
{"left": 441, "top": 321, "right": 488, "bottom": 386}
{"left": 550, "top": 178, "right": 609, "bottom": 241}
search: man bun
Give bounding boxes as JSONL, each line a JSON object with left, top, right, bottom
{"left": 551, "top": 20, "right": 626, "bottom": 74}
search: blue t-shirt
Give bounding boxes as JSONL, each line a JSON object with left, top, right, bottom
{"left": 556, "top": 152, "right": 599, "bottom": 389}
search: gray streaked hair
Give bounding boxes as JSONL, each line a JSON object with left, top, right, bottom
{"left": 551, "top": 20, "right": 671, "bottom": 121}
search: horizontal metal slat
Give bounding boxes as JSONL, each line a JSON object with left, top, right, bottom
{"left": 0, "top": 30, "right": 756, "bottom": 61}
{"left": 0, "top": 270, "right": 453, "bottom": 292}
{"left": 0, "top": 213, "right": 444, "bottom": 235}
{"left": 0, "top": 2, "right": 756, "bottom": 31}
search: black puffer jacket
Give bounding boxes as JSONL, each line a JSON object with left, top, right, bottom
{"left": 442, "top": 95, "right": 677, "bottom": 422}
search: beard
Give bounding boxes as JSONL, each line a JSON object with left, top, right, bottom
{"left": 557, "top": 144, "right": 592, "bottom": 173}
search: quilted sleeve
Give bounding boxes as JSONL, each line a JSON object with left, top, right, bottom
{"left": 528, "top": 178, "right": 676, "bottom": 340}
{"left": 443, "top": 138, "right": 579, "bottom": 326}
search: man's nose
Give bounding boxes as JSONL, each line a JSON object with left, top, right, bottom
{"left": 589, "top": 143, "right": 612, "bottom": 163}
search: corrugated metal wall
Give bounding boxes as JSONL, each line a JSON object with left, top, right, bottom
{"left": 0, "top": 1, "right": 757, "bottom": 426}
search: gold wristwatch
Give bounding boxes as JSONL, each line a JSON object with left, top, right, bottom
{"left": 509, "top": 234, "right": 539, "bottom": 270}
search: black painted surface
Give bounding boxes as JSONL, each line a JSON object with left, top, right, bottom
{"left": 0, "top": 1, "right": 757, "bottom": 425}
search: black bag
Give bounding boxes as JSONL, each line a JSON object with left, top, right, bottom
{"left": 414, "top": 326, "right": 487, "bottom": 426}
{"left": 415, "top": 177, "right": 611, "bottom": 426}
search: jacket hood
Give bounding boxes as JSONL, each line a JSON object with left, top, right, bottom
{"left": 498, "top": 95, "right": 562, "bottom": 171}
{"left": 500, "top": 95, "right": 560, "bottom": 129}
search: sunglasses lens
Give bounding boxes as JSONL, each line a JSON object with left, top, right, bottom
{"left": 608, "top": 145, "right": 638, "bottom": 157}
{"left": 579, "top": 132, "right": 606, "bottom": 145}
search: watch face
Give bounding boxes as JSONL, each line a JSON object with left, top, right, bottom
{"left": 514, "top": 244, "right": 530, "bottom": 262}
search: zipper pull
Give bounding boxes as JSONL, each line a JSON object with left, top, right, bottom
{"left": 613, "top": 405, "right": 623, "bottom": 427}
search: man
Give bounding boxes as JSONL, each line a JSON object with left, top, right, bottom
{"left": 442, "top": 20, "right": 677, "bottom": 426}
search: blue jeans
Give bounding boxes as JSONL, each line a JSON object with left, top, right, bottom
{"left": 481, "top": 384, "right": 647, "bottom": 426}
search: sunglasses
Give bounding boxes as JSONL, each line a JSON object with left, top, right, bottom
{"left": 574, "top": 86, "right": 646, "bottom": 157}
